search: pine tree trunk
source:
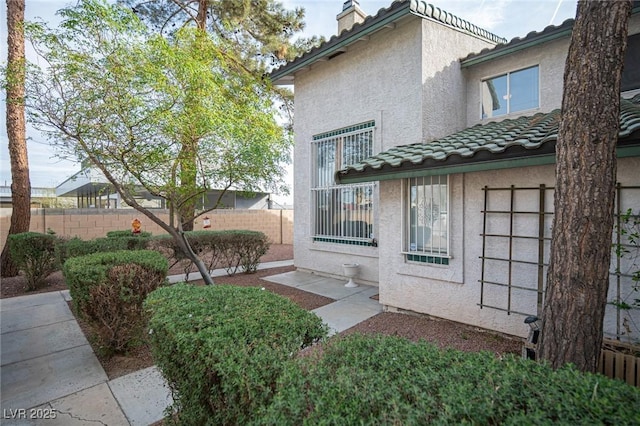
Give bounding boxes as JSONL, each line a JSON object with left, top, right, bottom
{"left": 1, "top": 0, "right": 30, "bottom": 277}
{"left": 538, "top": 1, "right": 632, "bottom": 372}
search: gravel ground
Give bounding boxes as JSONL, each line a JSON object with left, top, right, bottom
{"left": 1, "top": 243, "right": 524, "bottom": 379}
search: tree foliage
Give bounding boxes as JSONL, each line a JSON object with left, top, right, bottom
{"left": 118, "top": 0, "right": 322, "bottom": 71}
{"left": 24, "top": 0, "right": 293, "bottom": 284}
{"left": 117, "top": 0, "right": 321, "bottom": 228}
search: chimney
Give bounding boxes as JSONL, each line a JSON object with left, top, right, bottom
{"left": 337, "top": 0, "right": 366, "bottom": 35}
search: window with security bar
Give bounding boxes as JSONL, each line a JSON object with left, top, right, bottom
{"left": 312, "top": 121, "right": 375, "bottom": 245}
{"left": 405, "top": 175, "right": 449, "bottom": 263}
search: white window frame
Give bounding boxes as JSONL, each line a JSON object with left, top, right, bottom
{"left": 311, "top": 121, "right": 376, "bottom": 245}
{"left": 403, "top": 175, "right": 450, "bottom": 263}
{"left": 481, "top": 65, "right": 540, "bottom": 119}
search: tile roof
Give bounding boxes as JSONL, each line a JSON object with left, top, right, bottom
{"left": 460, "top": 18, "right": 574, "bottom": 67}
{"left": 268, "top": 0, "right": 505, "bottom": 84}
{"left": 336, "top": 95, "right": 640, "bottom": 183}
{"left": 461, "top": 1, "right": 640, "bottom": 67}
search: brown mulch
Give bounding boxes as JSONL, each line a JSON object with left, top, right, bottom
{"left": 1, "top": 270, "right": 68, "bottom": 299}
{"left": 1, "top": 242, "right": 524, "bottom": 381}
{"left": 343, "top": 312, "right": 522, "bottom": 355}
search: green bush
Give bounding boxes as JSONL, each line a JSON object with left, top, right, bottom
{"left": 148, "top": 230, "right": 270, "bottom": 278}
{"left": 257, "top": 334, "right": 640, "bottom": 425}
{"left": 57, "top": 235, "right": 151, "bottom": 265}
{"left": 63, "top": 250, "right": 167, "bottom": 354}
{"left": 86, "top": 263, "right": 164, "bottom": 353}
{"left": 106, "top": 230, "right": 152, "bottom": 238}
{"left": 8, "top": 232, "right": 60, "bottom": 290}
{"left": 144, "top": 284, "right": 328, "bottom": 425}
{"left": 63, "top": 249, "right": 167, "bottom": 312}
{"left": 222, "top": 230, "right": 271, "bottom": 274}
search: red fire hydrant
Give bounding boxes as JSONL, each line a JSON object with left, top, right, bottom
{"left": 132, "top": 218, "right": 142, "bottom": 234}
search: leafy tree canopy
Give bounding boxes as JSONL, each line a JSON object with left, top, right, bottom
{"left": 24, "top": 0, "right": 293, "bottom": 284}
{"left": 118, "top": 0, "right": 323, "bottom": 72}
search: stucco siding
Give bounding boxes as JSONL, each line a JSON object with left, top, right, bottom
{"left": 378, "top": 157, "right": 640, "bottom": 339}
{"left": 292, "top": 18, "right": 426, "bottom": 283}
{"left": 420, "top": 20, "right": 497, "bottom": 140}
{"left": 464, "top": 37, "right": 570, "bottom": 127}
{"left": 292, "top": 16, "right": 503, "bottom": 283}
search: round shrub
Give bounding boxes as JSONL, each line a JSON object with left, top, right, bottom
{"left": 8, "top": 232, "right": 60, "bottom": 290}
{"left": 144, "top": 284, "right": 328, "bottom": 425}
{"left": 64, "top": 249, "right": 168, "bottom": 312}
{"left": 63, "top": 250, "right": 168, "bottom": 354}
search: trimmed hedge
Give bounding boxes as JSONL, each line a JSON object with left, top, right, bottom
{"left": 57, "top": 236, "right": 151, "bottom": 265}
{"left": 8, "top": 232, "right": 59, "bottom": 290}
{"left": 257, "top": 334, "right": 640, "bottom": 425}
{"left": 64, "top": 249, "right": 167, "bottom": 312}
{"left": 63, "top": 250, "right": 168, "bottom": 354}
{"left": 106, "top": 230, "right": 152, "bottom": 238}
{"left": 144, "top": 284, "right": 328, "bottom": 425}
{"left": 148, "top": 230, "right": 270, "bottom": 277}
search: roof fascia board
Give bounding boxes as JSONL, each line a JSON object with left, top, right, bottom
{"left": 460, "top": 26, "right": 573, "bottom": 68}
{"left": 337, "top": 143, "right": 640, "bottom": 184}
{"left": 337, "top": 154, "right": 556, "bottom": 183}
{"left": 461, "top": 5, "right": 640, "bottom": 68}
{"left": 269, "top": 6, "right": 413, "bottom": 83}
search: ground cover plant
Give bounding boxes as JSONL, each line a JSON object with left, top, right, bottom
{"left": 258, "top": 334, "right": 640, "bottom": 425}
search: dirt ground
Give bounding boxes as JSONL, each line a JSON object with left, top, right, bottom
{"left": 1, "top": 243, "right": 523, "bottom": 379}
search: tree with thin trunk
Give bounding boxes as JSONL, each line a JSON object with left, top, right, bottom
{"left": 1, "top": 0, "right": 30, "bottom": 277}
{"left": 538, "top": 0, "right": 632, "bottom": 372}
{"left": 25, "top": 0, "right": 291, "bottom": 285}
{"left": 119, "top": 0, "right": 320, "bottom": 229}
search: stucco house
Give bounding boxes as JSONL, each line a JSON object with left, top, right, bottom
{"left": 269, "top": 0, "right": 640, "bottom": 340}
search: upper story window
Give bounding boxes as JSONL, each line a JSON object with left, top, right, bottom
{"left": 312, "top": 121, "right": 376, "bottom": 245}
{"left": 481, "top": 65, "right": 539, "bottom": 119}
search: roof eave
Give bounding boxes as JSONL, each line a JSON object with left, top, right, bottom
{"left": 460, "top": 24, "right": 573, "bottom": 68}
{"left": 336, "top": 141, "right": 640, "bottom": 184}
{"left": 269, "top": 6, "right": 413, "bottom": 85}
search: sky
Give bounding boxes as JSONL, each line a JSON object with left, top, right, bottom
{"left": 0, "top": 0, "right": 579, "bottom": 202}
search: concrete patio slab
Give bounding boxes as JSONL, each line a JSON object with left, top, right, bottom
{"left": 263, "top": 270, "right": 329, "bottom": 288}
{"left": 313, "top": 295, "right": 383, "bottom": 335}
{"left": 265, "top": 270, "right": 382, "bottom": 335}
{"left": 0, "top": 344, "right": 107, "bottom": 412}
{"left": 264, "top": 270, "right": 379, "bottom": 300}
{"left": 0, "top": 291, "right": 67, "bottom": 310}
{"left": 1, "top": 320, "right": 87, "bottom": 366}
{"left": 0, "top": 293, "right": 74, "bottom": 335}
{"left": 23, "top": 383, "right": 130, "bottom": 426}
{"left": 109, "top": 366, "right": 173, "bottom": 426}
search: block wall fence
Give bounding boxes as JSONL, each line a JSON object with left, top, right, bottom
{"left": 0, "top": 208, "right": 294, "bottom": 250}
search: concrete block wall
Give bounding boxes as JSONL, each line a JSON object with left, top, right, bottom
{"left": 0, "top": 209, "right": 293, "bottom": 250}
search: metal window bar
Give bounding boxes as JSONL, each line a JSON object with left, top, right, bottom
{"left": 407, "top": 175, "right": 448, "bottom": 256}
{"left": 312, "top": 127, "right": 374, "bottom": 242}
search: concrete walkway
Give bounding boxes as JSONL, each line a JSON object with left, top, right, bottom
{"left": 0, "top": 261, "right": 381, "bottom": 425}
